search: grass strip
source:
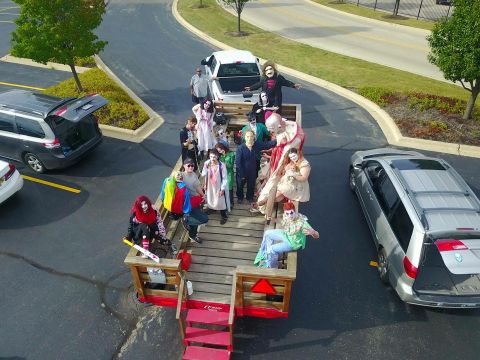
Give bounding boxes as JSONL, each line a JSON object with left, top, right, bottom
{"left": 312, "top": 0, "right": 435, "bottom": 31}
{"left": 178, "top": 0, "right": 467, "bottom": 101}
{"left": 43, "top": 68, "right": 149, "bottom": 130}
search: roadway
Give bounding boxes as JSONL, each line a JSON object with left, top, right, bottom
{"left": 222, "top": 0, "right": 447, "bottom": 82}
{"left": 1, "top": 0, "right": 480, "bottom": 359}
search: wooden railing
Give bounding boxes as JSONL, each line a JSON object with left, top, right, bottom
{"left": 175, "top": 271, "right": 187, "bottom": 339}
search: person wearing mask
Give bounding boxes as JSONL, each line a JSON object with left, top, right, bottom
{"left": 250, "top": 91, "right": 278, "bottom": 123}
{"left": 241, "top": 112, "right": 271, "bottom": 143}
{"left": 276, "top": 148, "right": 311, "bottom": 203}
{"left": 235, "top": 130, "right": 276, "bottom": 205}
{"left": 254, "top": 202, "right": 319, "bottom": 268}
{"left": 215, "top": 142, "right": 235, "bottom": 208}
{"left": 201, "top": 148, "right": 229, "bottom": 224}
{"left": 125, "top": 195, "right": 176, "bottom": 257}
{"left": 193, "top": 98, "right": 216, "bottom": 160}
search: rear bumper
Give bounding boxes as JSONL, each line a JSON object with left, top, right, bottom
{"left": 0, "top": 170, "right": 23, "bottom": 204}
{"left": 395, "top": 276, "right": 480, "bottom": 308}
{"left": 41, "top": 135, "right": 102, "bottom": 170}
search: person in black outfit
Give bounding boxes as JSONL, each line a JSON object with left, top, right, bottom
{"left": 250, "top": 91, "right": 278, "bottom": 124}
{"left": 180, "top": 116, "right": 199, "bottom": 171}
{"left": 245, "top": 61, "right": 301, "bottom": 115}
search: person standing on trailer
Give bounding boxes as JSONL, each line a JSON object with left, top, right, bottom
{"left": 215, "top": 142, "right": 235, "bottom": 209}
{"left": 201, "top": 148, "right": 230, "bottom": 224}
{"left": 180, "top": 116, "right": 199, "bottom": 171}
{"left": 193, "top": 98, "right": 216, "bottom": 160}
{"left": 236, "top": 130, "right": 276, "bottom": 205}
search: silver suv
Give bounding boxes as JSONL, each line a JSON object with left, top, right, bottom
{"left": 349, "top": 148, "right": 480, "bottom": 308}
{"left": 0, "top": 90, "right": 108, "bottom": 173}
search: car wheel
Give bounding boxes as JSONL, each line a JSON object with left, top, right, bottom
{"left": 377, "top": 248, "right": 390, "bottom": 285}
{"left": 24, "top": 152, "right": 46, "bottom": 173}
{"left": 349, "top": 167, "right": 356, "bottom": 192}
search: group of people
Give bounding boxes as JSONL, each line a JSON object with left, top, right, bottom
{"left": 124, "top": 61, "right": 320, "bottom": 268}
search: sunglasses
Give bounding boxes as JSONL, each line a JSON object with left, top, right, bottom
{"left": 196, "top": 70, "right": 202, "bottom": 73}
{"left": 186, "top": 164, "right": 195, "bottom": 168}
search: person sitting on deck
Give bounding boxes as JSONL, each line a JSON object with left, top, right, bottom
{"left": 254, "top": 202, "right": 319, "bottom": 268}
{"left": 125, "top": 195, "right": 176, "bottom": 257}
{"left": 160, "top": 171, "right": 191, "bottom": 220}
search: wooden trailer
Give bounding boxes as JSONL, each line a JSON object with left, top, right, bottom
{"left": 124, "top": 102, "right": 302, "bottom": 359}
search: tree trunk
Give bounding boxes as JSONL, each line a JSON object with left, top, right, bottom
{"left": 237, "top": 12, "right": 241, "bottom": 33}
{"left": 463, "top": 81, "right": 479, "bottom": 120}
{"left": 69, "top": 63, "right": 84, "bottom": 93}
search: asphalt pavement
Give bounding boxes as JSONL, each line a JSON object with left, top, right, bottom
{"left": 1, "top": 0, "right": 480, "bottom": 359}
{"left": 222, "top": 0, "right": 447, "bottom": 82}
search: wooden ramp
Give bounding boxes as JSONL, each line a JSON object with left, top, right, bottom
{"left": 186, "top": 201, "right": 263, "bottom": 304}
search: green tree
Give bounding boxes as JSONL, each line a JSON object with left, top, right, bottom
{"left": 427, "top": 0, "right": 480, "bottom": 120}
{"left": 222, "top": 0, "right": 251, "bottom": 34}
{"left": 11, "top": 0, "right": 108, "bottom": 92}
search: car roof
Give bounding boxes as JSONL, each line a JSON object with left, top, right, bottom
{"left": 380, "top": 156, "right": 480, "bottom": 233}
{"left": 211, "top": 50, "right": 257, "bottom": 64}
{"left": 0, "top": 89, "right": 67, "bottom": 118}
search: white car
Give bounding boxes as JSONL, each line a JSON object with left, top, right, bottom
{"left": 201, "top": 50, "right": 262, "bottom": 103}
{"left": 0, "top": 160, "right": 23, "bottom": 204}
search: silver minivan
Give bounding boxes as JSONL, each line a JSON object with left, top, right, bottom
{"left": 349, "top": 148, "right": 480, "bottom": 308}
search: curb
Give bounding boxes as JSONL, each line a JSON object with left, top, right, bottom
{"left": 172, "top": 0, "right": 480, "bottom": 159}
{"left": 94, "top": 55, "right": 164, "bottom": 143}
{"left": 0, "top": 54, "right": 92, "bottom": 74}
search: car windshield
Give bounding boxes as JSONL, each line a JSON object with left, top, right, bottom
{"left": 217, "top": 63, "right": 259, "bottom": 77}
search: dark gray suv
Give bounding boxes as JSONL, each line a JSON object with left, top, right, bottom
{"left": 0, "top": 89, "right": 108, "bottom": 173}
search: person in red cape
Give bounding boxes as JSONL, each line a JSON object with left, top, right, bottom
{"left": 125, "top": 195, "right": 176, "bottom": 257}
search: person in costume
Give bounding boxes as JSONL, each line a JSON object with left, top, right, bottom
{"left": 181, "top": 158, "right": 209, "bottom": 244}
{"left": 201, "top": 148, "right": 230, "bottom": 224}
{"left": 241, "top": 112, "right": 271, "bottom": 143}
{"left": 236, "top": 130, "right": 276, "bottom": 205}
{"left": 180, "top": 116, "right": 199, "bottom": 171}
{"left": 160, "top": 171, "right": 191, "bottom": 219}
{"left": 250, "top": 113, "right": 305, "bottom": 223}
{"left": 245, "top": 61, "right": 301, "bottom": 114}
{"left": 192, "top": 98, "right": 216, "bottom": 160}
{"left": 276, "top": 148, "right": 311, "bottom": 203}
{"left": 254, "top": 202, "right": 319, "bottom": 268}
{"left": 125, "top": 195, "right": 176, "bottom": 257}
{"left": 250, "top": 91, "right": 278, "bottom": 123}
{"left": 215, "top": 142, "right": 235, "bottom": 208}
{"left": 216, "top": 126, "right": 229, "bottom": 148}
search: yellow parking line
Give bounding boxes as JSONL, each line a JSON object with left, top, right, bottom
{"left": 370, "top": 261, "right": 378, "bottom": 267}
{"left": 0, "top": 81, "right": 46, "bottom": 91}
{"left": 21, "top": 175, "right": 81, "bottom": 194}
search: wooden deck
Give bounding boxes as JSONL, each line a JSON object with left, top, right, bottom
{"left": 186, "top": 201, "right": 264, "bottom": 304}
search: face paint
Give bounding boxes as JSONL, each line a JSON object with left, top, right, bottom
{"left": 174, "top": 172, "right": 183, "bottom": 182}
{"left": 209, "top": 154, "right": 217, "bottom": 162}
{"left": 288, "top": 153, "right": 299, "bottom": 162}
{"left": 284, "top": 209, "right": 297, "bottom": 220}
{"left": 265, "top": 66, "right": 274, "bottom": 78}
{"left": 141, "top": 201, "right": 149, "bottom": 213}
{"left": 203, "top": 101, "right": 211, "bottom": 110}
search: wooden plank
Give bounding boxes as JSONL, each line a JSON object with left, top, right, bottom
{"left": 189, "top": 291, "right": 231, "bottom": 304}
{"left": 189, "top": 264, "right": 236, "bottom": 276}
{"left": 200, "top": 240, "right": 259, "bottom": 252}
{"left": 188, "top": 255, "right": 253, "bottom": 267}
{"left": 140, "top": 273, "right": 178, "bottom": 285}
{"left": 286, "top": 251, "right": 297, "bottom": 272}
{"left": 235, "top": 265, "right": 296, "bottom": 279}
{"left": 197, "top": 232, "right": 262, "bottom": 245}
{"left": 192, "top": 281, "right": 232, "bottom": 295}
{"left": 200, "top": 226, "right": 264, "bottom": 238}
{"left": 124, "top": 256, "right": 181, "bottom": 270}
{"left": 144, "top": 288, "right": 178, "bottom": 298}
{"left": 209, "top": 213, "right": 266, "bottom": 224}
{"left": 229, "top": 273, "right": 237, "bottom": 326}
{"left": 129, "top": 265, "right": 144, "bottom": 298}
{"left": 207, "top": 220, "right": 265, "bottom": 231}
{"left": 188, "top": 272, "right": 233, "bottom": 285}
{"left": 243, "top": 278, "right": 288, "bottom": 286}
{"left": 282, "top": 281, "right": 292, "bottom": 312}
{"left": 191, "top": 247, "right": 256, "bottom": 261}
{"left": 243, "top": 299, "right": 284, "bottom": 310}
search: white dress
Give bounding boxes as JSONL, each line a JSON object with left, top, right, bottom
{"left": 193, "top": 106, "right": 216, "bottom": 152}
{"left": 202, "top": 160, "right": 230, "bottom": 211}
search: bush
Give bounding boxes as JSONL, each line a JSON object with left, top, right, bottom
{"left": 74, "top": 56, "right": 97, "bottom": 67}
{"left": 407, "top": 92, "right": 465, "bottom": 115}
{"left": 43, "top": 68, "right": 149, "bottom": 130}
{"left": 358, "top": 87, "right": 398, "bottom": 107}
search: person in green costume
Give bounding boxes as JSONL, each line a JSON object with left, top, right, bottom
{"left": 241, "top": 112, "right": 271, "bottom": 143}
{"left": 215, "top": 142, "right": 235, "bottom": 209}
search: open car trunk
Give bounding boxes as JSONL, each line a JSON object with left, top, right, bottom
{"left": 414, "top": 239, "right": 480, "bottom": 296}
